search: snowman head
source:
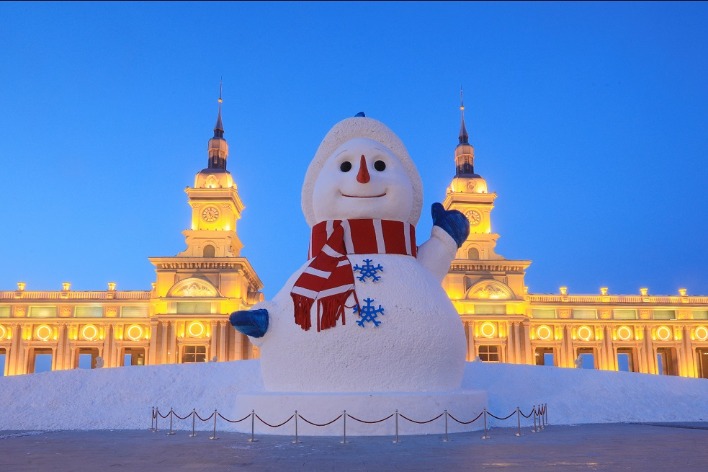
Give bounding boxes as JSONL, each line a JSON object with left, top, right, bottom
{"left": 302, "top": 116, "right": 423, "bottom": 227}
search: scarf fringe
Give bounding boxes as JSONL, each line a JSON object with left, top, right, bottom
{"left": 292, "top": 294, "right": 314, "bottom": 331}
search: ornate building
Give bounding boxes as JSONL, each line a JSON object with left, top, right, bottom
{"left": 442, "top": 99, "right": 708, "bottom": 378}
{"left": 1, "top": 98, "right": 706, "bottom": 378}
{"left": 0, "top": 95, "right": 263, "bottom": 375}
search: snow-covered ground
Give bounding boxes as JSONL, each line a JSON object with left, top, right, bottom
{"left": 0, "top": 361, "right": 706, "bottom": 431}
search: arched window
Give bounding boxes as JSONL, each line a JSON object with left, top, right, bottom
{"left": 203, "top": 245, "right": 216, "bottom": 258}
{"left": 467, "top": 247, "right": 480, "bottom": 260}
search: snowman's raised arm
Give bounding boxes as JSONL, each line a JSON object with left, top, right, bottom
{"left": 417, "top": 203, "right": 469, "bottom": 282}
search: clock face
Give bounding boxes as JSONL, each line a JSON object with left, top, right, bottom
{"left": 201, "top": 206, "right": 220, "bottom": 222}
{"left": 466, "top": 210, "right": 482, "bottom": 226}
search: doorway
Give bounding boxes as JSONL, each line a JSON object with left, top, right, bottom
{"left": 534, "top": 347, "right": 555, "bottom": 366}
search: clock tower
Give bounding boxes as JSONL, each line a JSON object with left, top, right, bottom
{"left": 148, "top": 90, "right": 263, "bottom": 331}
{"left": 179, "top": 91, "right": 244, "bottom": 259}
{"left": 442, "top": 95, "right": 531, "bottom": 312}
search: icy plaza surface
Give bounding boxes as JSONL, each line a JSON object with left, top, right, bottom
{"left": 1, "top": 424, "right": 707, "bottom": 472}
{"left": 0, "top": 361, "right": 707, "bottom": 431}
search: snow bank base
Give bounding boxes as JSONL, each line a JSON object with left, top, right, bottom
{"left": 233, "top": 390, "right": 487, "bottom": 436}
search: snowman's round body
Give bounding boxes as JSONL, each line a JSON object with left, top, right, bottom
{"left": 257, "top": 252, "right": 467, "bottom": 392}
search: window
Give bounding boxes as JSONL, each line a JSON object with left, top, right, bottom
{"left": 467, "top": 247, "right": 480, "bottom": 260}
{"left": 182, "top": 345, "right": 207, "bottom": 363}
{"left": 121, "top": 306, "right": 148, "bottom": 318}
{"left": 474, "top": 304, "right": 506, "bottom": 315}
{"left": 572, "top": 309, "right": 597, "bottom": 320}
{"left": 531, "top": 308, "right": 557, "bottom": 319}
{"left": 203, "top": 245, "right": 216, "bottom": 258}
{"left": 576, "top": 348, "right": 596, "bottom": 369}
{"left": 74, "top": 306, "right": 103, "bottom": 318}
{"left": 613, "top": 309, "right": 637, "bottom": 320}
{"left": 176, "top": 302, "right": 211, "bottom": 314}
{"left": 653, "top": 310, "right": 676, "bottom": 320}
{"left": 478, "top": 345, "right": 500, "bottom": 362}
{"left": 692, "top": 310, "right": 708, "bottom": 320}
{"left": 28, "top": 306, "right": 57, "bottom": 318}
{"left": 0, "top": 306, "right": 10, "bottom": 318}
{"left": 534, "top": 347, "right": 554, "bottom": 366}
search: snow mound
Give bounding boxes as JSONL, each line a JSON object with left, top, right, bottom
{"left": 0, "top": 361, "right": 706, "bottom": 431}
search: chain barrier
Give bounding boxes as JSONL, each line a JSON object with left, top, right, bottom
{"left": 150, "top": 403, "right": 547, "bottom": 443}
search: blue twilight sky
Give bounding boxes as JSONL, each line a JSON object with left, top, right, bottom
{"left": 0, "top": 2, "right": 706, "bottom": 298}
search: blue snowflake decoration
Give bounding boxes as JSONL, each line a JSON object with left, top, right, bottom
{"left": 353, "top": 298, "right": 385, "bottom": 327}
{"left": 352, "top": 258, "right": 383, "bottom": 282}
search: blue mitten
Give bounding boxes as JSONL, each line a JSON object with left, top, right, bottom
{"left": 431, "top": 202, "right": 470, "bottom": 248}
{"left": 230, "top": 309, "right": 269, "bottom": 338}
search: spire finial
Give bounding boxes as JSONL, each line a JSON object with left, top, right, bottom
{"left": 214, "top": 79, "right": 224, "bottom": 137}
{"left": 458, "top": 86, "right": 469, "bottom": 145}
{"left": 207, "top": 79, "right": 228, "bottom": 170}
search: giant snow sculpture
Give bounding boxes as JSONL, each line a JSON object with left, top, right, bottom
{"left": 230, "top": 114, "right": 486, "bottom": 435}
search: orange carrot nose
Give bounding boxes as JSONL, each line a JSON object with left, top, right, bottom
{"left": 356, "top": 154, "right": 370, "bottom": 183}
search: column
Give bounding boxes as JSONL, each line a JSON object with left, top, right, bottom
{"left": 513, "top": 322, "right": 522, "bottom": 364}
{"left": 148, "top": 320, "right": 158, "bottom": 365}
{"left": 169, "top": 322, "right": 177, "bottom": 364}
{"left": 210, "top": 321, "right": 218, "bottom": 361}
{"left": 219, "top": 322, "right": 227, "bottom": 361}
{"left": 161, "top": 321, "right": 168, "bottom": 364}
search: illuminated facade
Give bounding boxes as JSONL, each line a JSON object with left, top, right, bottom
{"left": 0, "top": 96, "right": 263, "bottom": 375}
{"left": 0, "top": 100, "right": 706, "bottom": 378}
{"left": 442, "top": 101, "right": 708, "bottom": 378}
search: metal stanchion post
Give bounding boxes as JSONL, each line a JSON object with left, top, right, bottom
{"left": 532, "top": 405, "right": 538, "bottom": 433}
{"left": 190, "top": 409, "right": 197, "bottom": 437}
{"left": 154, "top": 407, "right": 160, "bottom": 432}
{"left": 444, "top": 410, "right": 449, "bottom": 442}
{"left": 248, "top": 410, "right": 257, "bottom": 442}
{"left": 341, "top": 410, "right": 347, "bottom": 445}
{"left": 209, "top": 410, "right": 219, "bottom": 440}
{"left": 515, "top": 407, "right": 521, "bottom": 437}
{"left": 482, "top": 409, "right": 489, "bottom": 439}
{"left": 394, "top": 409, "right": 399, "bottom": 444}
{"left": 151, "top": 407, "right": 155, "bottom": 432}
{"left": 167, "top": 408, "right": 176, "bottom": 436}
{"left": 293, "top": 410, "right": 299, "bottom": 444}
{"left": 545, "top": 403, "right": 548, "bottom": 427}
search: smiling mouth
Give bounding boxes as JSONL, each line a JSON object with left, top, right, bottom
{"left": 341, "top": 192, "right": 387, "bottom": 199}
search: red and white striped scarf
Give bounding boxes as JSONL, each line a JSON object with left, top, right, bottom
{"left": 291, "top": 219, "right": 417, "bottom": 332}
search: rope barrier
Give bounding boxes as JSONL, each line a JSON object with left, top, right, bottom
{"left": 149, "top": 403, "right": 547, "bottom": 441}
{"left": 298, "top": 413, "right": 344, "bottom": 427}
{"left": 346, "top": 413, "right": 395, "bottom": 424}
{"left": 399, "top": 412, "right": 444, "bottom": 425}
{"left": 487, "top": 411, "right": 516, "bottom": 421}
{"left": 217, "top": 412, "right": 252, "bottom": 423}
{"left": 255, "top": 413, "right": 295, "bottom": 428}
{"left": 447, "top": 410, "right": 484, "bottom": 425}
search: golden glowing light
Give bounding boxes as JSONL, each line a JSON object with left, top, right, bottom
{"left": 560, "top": 286, "right": 568, "bottom": 295}
{"left": 187, "top": 321, "right": 205, "bottom": 338}
{"left": 695, "top": 326, "right": 708, "bottom": 341}
{"left": 536, "top": 325, "right": 552, "bottom": 341}
{"left": 108, "top": 282, "right": 116, "bottom": 291}
{"left": 126, "top": 324, "right": 144, "bottom": 342}
{"left": 17, "top": 282, "right": 26, "bottom": 291}
{"left": 577, "top": 325, "right": 593, "bottom": 341}
{"left": 617, "top": 326, "right": 633, "bottom": 341}
{"left": 656, "top": 326, "right": 672, "bottom": 341}
{"left": 0, "top": 324, "right": 6, "bottom": 340}
{"left": 81, "top": 324, "right": 99, "bottom": 341}
{"left": 35, "top": 324, "right": 52, "bottom": 341}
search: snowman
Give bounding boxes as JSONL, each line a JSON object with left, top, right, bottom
{"left": 231, "top": 114, "right": 469, "bottom": 393}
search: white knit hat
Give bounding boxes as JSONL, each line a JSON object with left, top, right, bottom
{"left": 301, "top": 116, "right": 423, "bottom": 227}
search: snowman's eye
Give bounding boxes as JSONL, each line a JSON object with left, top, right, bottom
{"left": 374, "top": 160, "right": 386, "bottom": 171}
{"left": 340, "top": 161, "right": 352, "bottom": 172}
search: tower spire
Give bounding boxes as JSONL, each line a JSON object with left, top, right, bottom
{"left": 208, "top": 79, "right": 228, "bottom": 170}
{"left": 459, "top": 87, "right": 469, "bottom": 145}
{"left": 454, "top": 87, "right": 475, "bottom": 177}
